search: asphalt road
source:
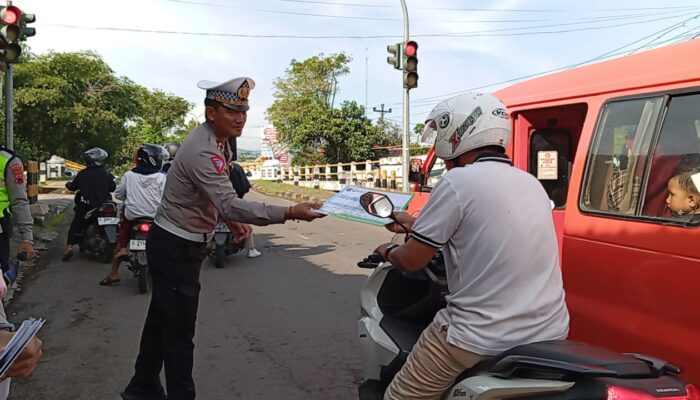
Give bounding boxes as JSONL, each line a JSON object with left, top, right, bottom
{"left": 8, "top": 192, "right": 394, "bottom": 399}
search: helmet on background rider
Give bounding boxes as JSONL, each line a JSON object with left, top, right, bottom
{"left": 421, "top": 92, "right": 512, "bottom": 161}
{"left": 136, "top": 144, "right": 166, "bottom": 169}
{"left": 164, "top": 142, "right": 181, "bottom": 161}
{"left": 84, "top": 147, "right": 108, "bottom": 167}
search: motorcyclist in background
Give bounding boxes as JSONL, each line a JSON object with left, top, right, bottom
{"left": 100, "top": 144, "right": 167, "bottom": 286}
{"left": 161, "top": 142, "right": 180, "bottom": 173}
{"left": 63, "top": 148, "right": 116, "bottom": 261}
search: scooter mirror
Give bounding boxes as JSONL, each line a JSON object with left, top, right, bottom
{"left": 359, "top": 192, "right": 395, "bottom": 219}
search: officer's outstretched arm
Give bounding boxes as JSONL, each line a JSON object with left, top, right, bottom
{"left": 188, "top": 151, "right": 286, "bottom": 226}
{"left": 5, "top": 158, "right": 33, "bottom": 242}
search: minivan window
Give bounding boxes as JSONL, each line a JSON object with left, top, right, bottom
{"left": 582, "top": 97, "right": 664, "bottom": 214}
{"left": 642, "top": 93, "right": 700, "bottom": 221}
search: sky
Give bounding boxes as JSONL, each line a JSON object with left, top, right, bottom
{"left": 22, "top": 0, "right": 700, "bottom": 150}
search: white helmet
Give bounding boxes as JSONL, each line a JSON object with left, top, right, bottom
{"left": 421, "top": 92, "right": 511, "bottom": 160}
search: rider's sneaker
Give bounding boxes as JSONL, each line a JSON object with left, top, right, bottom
{"left": 247, "top": 248, "right": 262, "bottom": 258}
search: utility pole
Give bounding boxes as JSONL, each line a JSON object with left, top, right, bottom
{"left": 364, "top": 47, "right": 368, "bottom": 114}
{"left": 373, "top": 104, "right": 392, "bottom": 124}
{"left": 400, "top": 0, "right": 410, "bottom": 193}
{"left": 4, "top": 63, "right": 12, "bottom": 150}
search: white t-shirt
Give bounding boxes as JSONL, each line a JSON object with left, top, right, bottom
{"left": 411, "top": 154, "right": 569, "bottom": 356}
{"left": 115, "top": 170, "right": 167, "bottom": 221}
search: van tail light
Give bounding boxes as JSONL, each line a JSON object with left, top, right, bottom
{"left": 607, "top": 384, "right": 700, "bottom": 399}
{"left": 138, "top": 223, "right": 151, "bottom": 233}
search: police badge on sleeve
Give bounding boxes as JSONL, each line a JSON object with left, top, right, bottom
{"left": 211, "top": 156, "right": 226, "bottom": 174}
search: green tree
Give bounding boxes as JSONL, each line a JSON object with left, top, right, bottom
{"left": 112, "top": 88, "right": 193, "bottom": 172}
{"left": 268, "top": 53, "right": 399, "bottom": 165}
{"left": 326, "top": 101, "right": 395, "bottom": 163}
{"left": 267, "top": 53, "right": 350, "bottom": 164}
{"left": 8, "top": 51, "right": 191, "bottom": 173}
{"left": 11, "top": 51, "right": 141, "bottom": 162}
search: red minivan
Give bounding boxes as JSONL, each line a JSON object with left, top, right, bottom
{"left": 409, "top": 39, "right": 700, "bottom": 384}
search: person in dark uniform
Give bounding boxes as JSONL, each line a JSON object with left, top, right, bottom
{"left": 229, "top": 161, "right": 261, "bottom": 257}
{"left": 62, "top": 148, "right": 116, "bottom": 261}
{"left": 0, "top": 145, "right": 35, "bottom": 272}
{"left": 121, "top": 77, "right": 324, "bottom": 400}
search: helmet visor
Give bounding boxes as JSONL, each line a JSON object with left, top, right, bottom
{"left": 420, "top": 120, "right": 438, "bottom": 145}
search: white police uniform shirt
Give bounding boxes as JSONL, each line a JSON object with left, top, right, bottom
{"left": 410, "top": 153, "right": 569, "bottom": 356}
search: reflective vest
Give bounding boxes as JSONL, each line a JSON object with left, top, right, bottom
{"left": 0, "top": 149, "right": 15, "bottom": 217}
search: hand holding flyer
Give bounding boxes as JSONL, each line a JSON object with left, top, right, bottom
{"left": 317, "top": 185, "right": 413, "bottom": 226}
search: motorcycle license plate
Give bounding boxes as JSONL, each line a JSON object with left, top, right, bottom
{"left": 129, "top": 240, "right": 147, "bottom": 251}
{"left": 98, "top": 217, "right": 119, "bottom": 225}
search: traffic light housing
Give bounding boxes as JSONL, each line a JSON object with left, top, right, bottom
{"left": 386, "top": 42, "right": 402, "bottom": 70}
{"left": 19, "top": 11, "right": 35, "bottom": 40}
{"left": 0, "top": 5, "right": 22, "bottom": 63}
{"left": 403, "top": 40, "right": 418, "bottom": 90}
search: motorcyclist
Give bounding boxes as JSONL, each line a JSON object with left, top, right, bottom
{"left": 374, "top": 93, "right": 570, "bottom": 400}
{"left": 63, "top": 148, "right": 116, "bottom": 261}
{"left": 161, "top": 142, "right": 180, "bottom": 173}
{"left": 100, "top": 144, "right": 167, "bottom": 286}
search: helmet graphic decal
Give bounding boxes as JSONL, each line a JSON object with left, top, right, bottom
{"left": 438, "top": 112, "right": 451, "bottom": 129}
{"left": 455, "top": 106, "right": 482, "bottom": 138}
{"left": 449, "top": 131, "right": 462, "bottom": 154}
{"left": 492, "top": 108, "right": 509, "bottom": 119}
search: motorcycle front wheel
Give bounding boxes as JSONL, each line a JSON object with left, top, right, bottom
{"left": 138, "top": 264, "right": 149, "bottom": 294}
{"left": 214, "top": 244, "right": 225, "bottom": 269}
{"left": 101, "top": 242, "right": 114, "bottom": 263}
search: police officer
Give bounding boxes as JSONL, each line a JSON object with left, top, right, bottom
{"left": 122, "top": 77, "right": 324, "bottom": 400}
{"left": 161, "top": 142, "right": 180, "bottom": 173}
{"left": 0, "top": 146, "right": 35, "bottom": 273}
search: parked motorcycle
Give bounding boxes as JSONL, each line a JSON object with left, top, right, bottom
{"left": 356, "top": 192, "right": 700, "bottom": 400}
{"left": 208, "top": 221, "right": 242, "bottom": 269}
{"left": 77, "top": 202, "right": 119, "bottom": 263}
{"left": 126, "top": 217, "right": 153, "bottom": 294}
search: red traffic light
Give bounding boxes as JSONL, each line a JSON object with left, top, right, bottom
{"left": 1, "top": 6, "right": 21, "bottom": 25}
{"left": 404, "top": 41, "right": 418, "bottom": 57}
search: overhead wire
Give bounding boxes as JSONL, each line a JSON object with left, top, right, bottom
{"left": 385, "top": 32, "right": 700, "bottom": 121}
{"left": 379, "top": 12, "right": 700, "bottom": 109}
{"left": 163, "top": 0, "right": 700, "bottom": 25}
{"left": 249, "top": 0, "right": 700, "bottom": 13}
{"left": 40, "top": 9, "right": 700, "bottom": 40}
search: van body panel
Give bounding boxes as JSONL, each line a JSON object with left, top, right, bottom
{"left": 495, "top": 40, "right": 700, "bottom": 109}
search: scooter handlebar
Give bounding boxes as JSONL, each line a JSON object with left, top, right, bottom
{"left": 357, "top": 253, "right": 385, "bottom": 269}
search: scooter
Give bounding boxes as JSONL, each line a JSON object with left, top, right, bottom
{"left": 208, "top": 221, "right": 242, "bottom": 269}
{"left": 77, "top": 201, "right": 119, "bottom": 263}
{"left": 125, "top": 217, "right": 153, "bottom": 294}
{"left": 356, "top": 192, "right": 700, "bottom": 400}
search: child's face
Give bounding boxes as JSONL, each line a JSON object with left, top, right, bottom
{"left": 666, "top": 177, "right": 697, "bottom": 214}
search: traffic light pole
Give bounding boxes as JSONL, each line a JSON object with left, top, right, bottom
{"left": 400, "top": 0, "right": 410, "bottom": 193}
{"left": 4, "top": 62, "right": 12, "bottom": 150}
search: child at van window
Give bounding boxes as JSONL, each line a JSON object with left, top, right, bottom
{"left": 666, "top": 169, "right": 700, "bottom": 217}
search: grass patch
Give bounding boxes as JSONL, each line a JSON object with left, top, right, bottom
{"left": 43, "top": 211, "right": 67, "bottom": 231}
{"left": 251, "top": 180, "right": 335, "bottom": 200}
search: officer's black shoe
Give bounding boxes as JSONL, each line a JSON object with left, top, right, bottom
{"left": 121, "top": 386, "right": 167, "bottom": 400}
